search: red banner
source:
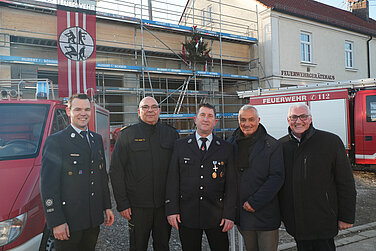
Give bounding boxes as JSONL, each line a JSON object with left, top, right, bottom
{"left": 57, "top": 8, "right": 96, "bottom": 97}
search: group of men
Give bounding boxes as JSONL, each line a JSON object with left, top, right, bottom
{"left": 41, "top": 94, "right": 356, "bottom": 251}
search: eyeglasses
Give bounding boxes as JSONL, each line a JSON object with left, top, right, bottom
{"left": 289, "top": 114, "right": 310, "bottom": 121}
{"left": 141, "top": 105, "right": 159, "bottom": 111}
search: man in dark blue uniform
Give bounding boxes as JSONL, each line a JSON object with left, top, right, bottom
{"left": 165, "top": 103, "right": 236, "bottom": 251}
{"left": 110, "top": 96, "right": 179, "bottom": 251}
{"left": 41, "top": 93, "right": 114, "bottom": 251}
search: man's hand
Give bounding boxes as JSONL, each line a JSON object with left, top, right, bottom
{"left": 167, "top": 214, "right": 181, "bottom": 230}
{"left": 53, "top": 223, "right": 70, "bottom": 240}
{"left": 220, "top": 218, "right": 234, "bottom": 232}
{"left": 120, "top": 208, "right": 132, "bottom": 220}
{"left": 243, "top": 201, "right": 255, "bottom": 212}
{"left": 105, "top": 209, "right": 115, "bottom": 226}
{"left": 338, "top": 220, "right": 353, "bottom": 230}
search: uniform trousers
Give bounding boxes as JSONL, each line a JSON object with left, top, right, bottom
{"left": 54, "top": 226, "right": 100, "bottom": 251}
{"left": 128, "top": 206, "right": 171, "bottom": 251}
{"left": 295, "top": 238, "right": 335, "bottom": 251}
{"left": 179, "top": 225, "right": 229, "bottom": 251}
{"left": 238, "top": 228, "right": 279, "bottom": 251}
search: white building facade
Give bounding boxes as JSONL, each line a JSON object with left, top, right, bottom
{"left": 182, "top": 0, "right": 376, "bottom": 88}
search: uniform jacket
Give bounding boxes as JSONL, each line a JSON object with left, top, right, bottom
{"left": 279, "top": 125, "right": 356, "bottom": 240}
{"left": 40, "top": 125, "right": 111, "bottom": 232}
{"left": 227, "top": 124, "right": 284, "bottom": 231}
{"left": 110, "top": 120, "right": 179, "bottom": 211}
{"left": 165, "top": 133, "right": 236, "bottom": 229}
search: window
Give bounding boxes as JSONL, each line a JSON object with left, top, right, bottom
{"left": 366, "top": 95, "right": 376, "bottom": 122}
{"left": 0, "top": 104, "right": 49, "bottom": 160}
{"left": 300, "top": 32, "right": 312, "bottom": 63}
{"left": 51, "top": 109, "right": 69, "bottom": 134}
{"left": 345, "top": 41, "right": 354, "bottom": 68}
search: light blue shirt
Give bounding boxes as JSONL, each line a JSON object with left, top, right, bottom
{"left": 195, "top": 131, "right": 213, "bottom": 150}
{"left": 71, "top": 124, "right": 89, "bottom": 143}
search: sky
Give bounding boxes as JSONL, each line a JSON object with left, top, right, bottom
{"left": 316, "top": 0, "right": 376, "bottom": 19}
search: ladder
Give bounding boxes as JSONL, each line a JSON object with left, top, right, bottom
{"left": 237, "top": 78, "right": 376, "bottom": 98}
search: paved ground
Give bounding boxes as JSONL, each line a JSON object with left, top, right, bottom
{"left": 279, "top": 222, "right": 376, "bottom": 251}
{"left": 96, "top": 171, "right": 376, "bottom": 250}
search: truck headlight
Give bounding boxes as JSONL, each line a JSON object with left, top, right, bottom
{"left": 0, "top": 213, "right": 27, "bottom": 246}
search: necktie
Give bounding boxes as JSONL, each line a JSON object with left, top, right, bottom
{"left": 80, "top": 131, "right": 91, "bottom": 148}
{"left": 200, "top": 137, "right": 208, "bottom": 159}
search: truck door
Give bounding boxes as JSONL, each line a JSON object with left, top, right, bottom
{"left": 354, "top": 90, "right": 376, "bottom": 165}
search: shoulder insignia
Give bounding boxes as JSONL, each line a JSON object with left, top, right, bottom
{"left": 120, "top": 125, "right": 128, "bottom": 131}
{"left": 216, "top": 140, "right": 221, "bottom": 145}
{"left": 188, "top": 138, "right": 193, "bottom": 143}
{"left": 70, "top": 133, "right": 76, "bottom": 138}
{"left": 45, "top": 199, "right": 53, "bottom": 207}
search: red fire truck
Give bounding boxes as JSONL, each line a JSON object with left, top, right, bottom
{"left": 237, "top": 78, "right": 376, "bottom": 167}
{"left": 0, "top": 80, "right": 110, "bottom": 250}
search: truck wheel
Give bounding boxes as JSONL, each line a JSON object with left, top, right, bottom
{"left": 39, "top": 226, "right": 55, "bottom": 251}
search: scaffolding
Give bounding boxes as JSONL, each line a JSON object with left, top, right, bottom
{"left": 0, "top": 0, "right": 261, "bottom": 138}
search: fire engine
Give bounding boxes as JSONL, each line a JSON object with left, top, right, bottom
{"left": 0, "top": 79, "right": 110, "bottom": 250}
{"left": 237, "top": 78, "right": 376, "bottom": 168}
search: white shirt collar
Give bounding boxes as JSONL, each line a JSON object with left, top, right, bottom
{"left": 71, "top": 124, "right": 88, "bottom": 135}
{"left": 195, "top": 131, "right": 213, "bottom": 149}
{"left": 291, "top": 131, "right": 301, "bottom": 142}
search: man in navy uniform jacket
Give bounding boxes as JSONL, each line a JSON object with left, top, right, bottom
{"left": 41, "top": 93, "right": 114, "bottom": 251}
{"left": 166, "top": 103, "right": 236, "bottom": 251}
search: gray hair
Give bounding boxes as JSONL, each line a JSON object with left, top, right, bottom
{"left": 239, "top": 105, "right": 259, "bottom": 118}
{"left": 288, "top": 103, "right": 311, "bottom": 116}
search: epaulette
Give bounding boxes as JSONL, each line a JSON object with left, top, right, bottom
{"left": 121, "top": 124, "right": 133, "bottom": 131}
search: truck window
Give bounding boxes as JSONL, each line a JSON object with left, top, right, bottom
{"left": 366, "top": 95, "right": 376, "bottom": 122}
{"left": 0, "top": 104, "right": 49, "bottom": 160}
{"left": 51, "top": 109, "right": 69, "bottom": 134}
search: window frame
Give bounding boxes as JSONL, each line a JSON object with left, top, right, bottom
{"left": 345, "top": 41, "right": 354, "bottom": 69}
{"left": 300, "top": 32, "right": 312, "bottom": 63}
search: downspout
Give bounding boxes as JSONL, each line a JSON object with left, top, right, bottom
{"left": 367, "top": 35, "right": 372, "bottom": 78}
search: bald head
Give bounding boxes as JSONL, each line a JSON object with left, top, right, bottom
{"left": 138, "top": 96, "right": 160, "bottom": 125}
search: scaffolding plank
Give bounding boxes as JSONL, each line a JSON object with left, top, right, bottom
{"left": 0, "top": 55, "right": 258, "bottom": 81}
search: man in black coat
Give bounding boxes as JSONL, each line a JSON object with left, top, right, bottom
{"left": 227, "top": 105, "right": 284, "bottom": 251}
{"left": 41, "top": 93, "right": 114, "bottom": 251}
{"left": 110, "top": 96, "right": 179, "bottom": 251}
{"left": 165, "top": 103, "right": 236, "bottom": 251}
{"left": 279, "top": 103, "right": 356, "bottom": 251}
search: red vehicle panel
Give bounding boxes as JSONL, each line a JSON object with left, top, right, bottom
{"left": 354, "top": 90, "right": 376, "bottom": 165}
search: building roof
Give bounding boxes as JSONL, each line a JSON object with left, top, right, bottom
{"left": 257, "top": 0, "right": 376, "bottom": 36}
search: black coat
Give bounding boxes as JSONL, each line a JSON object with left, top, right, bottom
{"left": 165, "top": 133, "right": 236, "bottom": 229}
{"left": 41, "top": 125, "right": 111, "bottom": 232}
{"left": 110, "top": 121, "right": 179, "bottom": 211}
{"left": 279, "top": 125, "right": 356, "bottom": 240}
{"left": 227, "top": 124, "right": 284, "bottom": 231}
